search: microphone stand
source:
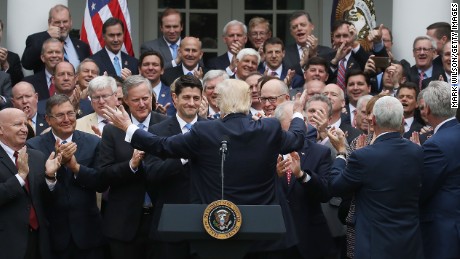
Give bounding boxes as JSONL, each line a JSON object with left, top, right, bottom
{"left": 219, "top": 140, "right": 227, "bottom": 200}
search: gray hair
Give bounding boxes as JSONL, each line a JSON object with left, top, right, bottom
{"left": 88, "top": 76, "right": 117, "bottom": 97}
{"left": 412, "top": 35, "right": 436, "bottom": 49}
{"left": 306, "top": 94, "right": 333, "bottom": 118}
{"left": 236, "top": 48, "right": 261, "bottom": 65}
{"left": 122, "top": 75, "right": 152, "bottom": 97}
{"left": 372, "top": 96, "right": 403, "bottom": 130}
{"left": 223, "top": 20, "right": 247, "bottom": 36}
{"left": 77, "top": 58, "right": 100, "bottom": 75}
{"left": 419, "top": 80, "right": 457, "bottom": 119}
{"left": 357, "top": 95, "right": 373, "bottom": 110}
{"left": 216, "top": 79, "right": 251, "bottom": 116}
{"left": 41, "top": 38, "right": 63, "bottom": 55}
{"left": 274, "top": 101, "right": 294, "bottom": 121}
{"left": 202, "top": 70, "right": 229, "bottom": 89}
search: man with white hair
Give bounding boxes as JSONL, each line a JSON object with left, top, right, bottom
{"left": 103, "top": 78, "right": 307, "bottom": 257}
{"left": 327, "top": 96, "right": 424, "bottom": 258}
{"left": 202, "top": 70, "right": 229, "bottom": 118}
{"left": 232, "top": 48, "right": 260, "bottom": 80}
{"left": 76, "top": 75, "right": 118, "bottom": 136}
{"left": 418, "top": 81, "right": 460, "bottom": 259}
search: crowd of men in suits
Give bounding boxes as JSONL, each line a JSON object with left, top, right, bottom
{"left": 0, "top": 3, "right": 458, "bottom": 259}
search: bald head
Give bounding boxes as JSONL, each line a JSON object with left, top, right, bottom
{"left": 0, "top": 108, "right": 28, "bottom": 150}
{"left": 305, "top": 80, "right": 326, "bottom": 101}
{"left": 11, "top": 82, "right": 39, "bottom": 119}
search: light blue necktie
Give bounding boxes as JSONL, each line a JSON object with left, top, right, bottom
{"left": 170, "top": 43, "right": 178, "bottom": 60}
{"left": 137, "top": 123, "right": 152, "bottom": 206}
{"left": 184, "top": 123, "right": 192, "bottom": 131}
{"left": 113, "top": 56, "right": 121, "bottom": 76}
{"left": 187, "top": 72, "right": 193, "bottom": 76}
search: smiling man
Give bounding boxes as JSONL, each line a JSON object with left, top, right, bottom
{"left": 344, "top": 70, "right": 371, "bottom": 126}
{"left": 233, "top": 48, "right": 260, "bottom": 81}
{"left": 11, "top": 81, "right": 49, "bottom": 136}
{"left": 22, "top": 4, "right": 90, "bottom": 73}
{"left": 27, "top": 94, "right": 105, "bottom": 259}
{"left": 408, "top": 36, "right": 444, "bottom": 88}
{"left": 259, "top": 78, "right": 290, "bottom": 116}
{"left": 202, "top": 70, "right": 228, "bottom": 118}
{"left": 141, "top": 8, "right": 183, "bottom": 69}
{"left": 23, "top": 38, "right": 64, "bottom": 101}
{"left": 91, "top": 18, "right": 138, "bottom": 78}
{"left": 161, "top": 37, "right": 207, "bottom": 86}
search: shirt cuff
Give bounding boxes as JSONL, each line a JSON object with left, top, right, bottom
{"left": 225, "top": 66, "right": 235, "bottom": 76}
{"left": 125, "top": 124, "right": 138, "bottom": 143}
{"left": 46, "top": 178, "right": 57, "bottom": 191}
{"left": 293, "top": 112, "right": 304, "bottom": 120}
{"left": 181, "top": 158, "right": 188, "bottom": 165}
{"left": 336, "top": 154, "right": 347, "bottom": 161}
{"left": 129, "top": 159, "right": 139, "bottom": 173}
{"left": 15, "top": 174, "right": 25, "bottom": 186}
{"left": 303, "top": 173, "right": 311, "bottom": 183}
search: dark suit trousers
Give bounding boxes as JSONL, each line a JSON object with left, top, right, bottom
{"left": 52, "top": 236, "right": 103, "bottom": 259}
{"left": 25, "top": 229, "right": 40, "bottom": 259}
{"left": 109, "top": 213, "right": 156, "bottom": 259}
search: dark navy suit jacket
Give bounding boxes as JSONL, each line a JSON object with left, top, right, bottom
{"left": 98, "top": 112, "right": 167, "bottom": 242}
{"left": 22, "top": 70, "right": 50, "bottom": 101}
{"left": 258, "top": 64, "right": 304, "bottom": 89}
{"left": 278, "top": 138, "right": 335, "bottom": 258}
{"left": 131, "top": 113, "right": 306, "bottom": 251}
{"left": 206, "top": 52, "right": 230, "bottom": 71}
{"left": 27, "top": 130, "right": 105, "bottom": 252}
{"left": 420, "top": 119, "right": 460, "bottom": 259}
{"left": 90, "top": 48, "right": 139, "bottom": 77}
{"left": 329, "top": 132, "right": 424, "bottom": 259}
{"left": 155, "top": 82, "right": 176, "bottom": 117}
{"left": 22, "top": 31, "right": 90, "bottom": 73}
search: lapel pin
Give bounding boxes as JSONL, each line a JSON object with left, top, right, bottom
{"left": 124, "top": 61, "right": 128, "bottom": 66}
{"left": 161, "top": 93, "right": 165, "bottom": 98}
{"left": 301, "top": 152, "right": 305, "bottom": 156}
{"left": 39, "top": 123, "right": 44, "bottom": 127}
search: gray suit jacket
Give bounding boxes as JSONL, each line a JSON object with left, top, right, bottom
{"left": 140, "top": 38, "right": 175, "bottom": 69}
{"left": 0, "top": 71, "right": 12, "bottom": 109}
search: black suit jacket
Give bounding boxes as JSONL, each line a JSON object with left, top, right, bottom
{"left": 421, "top": 69, "right": 449, "bottom": 89}
{"left": 22, "top": 31, "right": 90, "bottom": 73}
{"left": 278, "top": 139, "right": 335, "bottom": 258}
{"left": 0, "top": 146, "right": 52, "bottom": 259}
{"left": 206, "top": 52, "right": 230, "bottom": 71}
{"left": 5, "top": 50, "right": 24, "bottom": 85}
{"left": 35, "top": 112, "right": 49, "bottom": 136}
{"left": 340, "top": 122, "right": 362, "bottom": 144}
{"left": 408, "top": 64, "right": 444, "bottom": 87}
{"left": 145, "top": 116, "right": 205, "bottom": 240}
{"left": 91, "top": 48, "right": 139, "bottom": 77}
{"left": 27, "top": 130, "right": 105, "bottom": 251}
{"left": 284, "top": 44, "right": 333, "bottom": 77}
{"left": 161, "top": 65, "right": 209, "bottom": 87}
{"left": 99, "top": 112, "right": 167, "bottom": 241}
{"left": 130, "top": 113, "right": 306, "bottom": 251}
{"left": 22, "top": 70, "right": 50, "bottom": 101}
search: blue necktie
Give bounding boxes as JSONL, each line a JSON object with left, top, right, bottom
{"left": 137, "top": 123, "right": 152, "bottom": 206}
{"left": 113, "top": 56, "right": 121, "bottom": 76}
{"left": 213, "top": 113, "right": 221, "bottom": 119}
{"left": 184, "top": 123, "right": 192, "bottom": 131}
{"left": 63, "top": 42, "right": 69, "bottom": 61}
{"left": 187, "top": 72, "right": 193, "bottom": 76}
{"left": 170, "top": 43, "right": 178, "bottom": 60}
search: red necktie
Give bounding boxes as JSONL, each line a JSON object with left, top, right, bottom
{"left": 337, "top": 59, "right": 346, "bottom": 90}
{"left": 419, "top": 71, "right": 425, "bottom": 90}
{"left": 49, "top": 82, "right": 55, "bottom": 96}
{"left": 14, "top": 151, "right": 39, "bottom": 230}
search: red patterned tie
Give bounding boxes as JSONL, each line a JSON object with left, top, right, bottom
{"left": 419, "top": 71, "right": 425, "bottom": 90}
{"left": 14, "top": 151, "right": 39, "bottom": 230}
{"left": 337, "top": 59, "right": 346, "bottom": 90}
{"left": 49, "top": 82, "right": 55, "bottom": 96}
{"left": 286, "top": 168, "right": 292, "bottom": 185}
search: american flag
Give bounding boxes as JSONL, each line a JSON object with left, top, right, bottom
{"left": 80, "top": 0, "right": 134, "bottom": 56}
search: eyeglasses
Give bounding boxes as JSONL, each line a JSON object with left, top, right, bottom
{"left": 413, "top": 47, "right": 433, "bottom": 53}
{"left": 48, "top": 111, "right": 77, "bottom": 121}
{"left": 250, "top": 32, "right": 268, "bottom": 38}
{"left": 91, "top": 92, "right": 115, "bottom": 102}
{"left": 259, "top": 94, "right": 286, "bottom": 103}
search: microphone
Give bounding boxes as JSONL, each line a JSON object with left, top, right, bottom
{"left": 220, "top": 135, "right": 229, "bottom": 155}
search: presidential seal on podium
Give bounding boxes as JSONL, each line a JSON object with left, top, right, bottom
{"left": 203, "top": 200, "right": 242, "bottom": 239}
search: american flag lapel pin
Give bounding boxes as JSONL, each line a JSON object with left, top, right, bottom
{"left": 124, "top": 61, "right": 128, "bottom": 66}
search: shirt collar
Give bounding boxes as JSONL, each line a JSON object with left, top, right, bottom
{"left": 0, "top": 140, "right": 16, "bottom": 163}
{"left": 182, "top": 64, "right": 199, "bottom": 75}
{"left": 51, "top": 132, "right": 73, "bottom": 144}
{"left": 434, "top": 117, "right": 456, "bottom": 134}
{"left": 105, "top": 47, "right": 121, "bottom": 60}
{"left": 176, "top": 113, "right": 198, "bottom": 133}
{"left": 131, "top": 113, "right": 151, "bottom": 129}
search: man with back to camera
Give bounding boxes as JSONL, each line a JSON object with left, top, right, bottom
{"left": 103, "top": 78, "right": 308, "bottom": 257}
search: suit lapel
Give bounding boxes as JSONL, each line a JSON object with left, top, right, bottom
{"left": 0, "top": 146, "right": 18, "bottom": 176}
{"left": 102, "top": 49, "right": 116, "bottom": 75}
{"left": 72, "top": 131, "right": 82, "bottom": 160}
